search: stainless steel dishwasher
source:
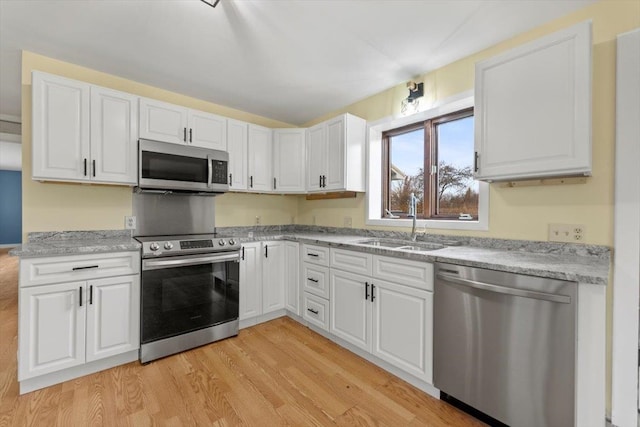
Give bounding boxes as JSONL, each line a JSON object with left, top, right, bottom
{"left": 433, "top": 263, "right": 577, "bottom": 427}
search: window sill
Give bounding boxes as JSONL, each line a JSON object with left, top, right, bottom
{"left": 365, "top": 217, "right": 488, "bottom": 231}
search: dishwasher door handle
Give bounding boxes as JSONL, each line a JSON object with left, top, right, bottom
{"left": 436, "top": 273, "right": 571, "bottom": 304}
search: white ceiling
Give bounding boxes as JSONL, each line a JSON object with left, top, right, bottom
{"left": 0, "top": 0, "right": 596, "bottom": 126}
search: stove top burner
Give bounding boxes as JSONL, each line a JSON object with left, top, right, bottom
{"left": 135, "top": 233, "right": 241, "bottom": 258}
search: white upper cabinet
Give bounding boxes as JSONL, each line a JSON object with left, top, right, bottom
{"left": 227, "top": 118, "right": 249, "bottom": 191}
{"left": 305, "top": 113, "right": 366, "bottom": 192}
{"left": 247, "top": 124, "right": 273, "bottom": 192}
{"left": 273, "top": 128, "right": 306, "bottom": 193}
{"left": 139, "top": 97, "right": 226, "bottom": 149}
{"left": 474, "top": 21, "right": 592, "bottom": 181}
{"left": 90, "top": 86, "right": 138, "bottom": 184}
{"left": 139, "top": 98, "right": 188, "bottom": 144}
{"left": 188, "top": 110, "right": 227, "bottom": 150}
{"left": 32, "top": 71, "right": 137, "bottom": 185}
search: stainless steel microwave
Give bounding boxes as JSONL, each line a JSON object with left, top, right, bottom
{"left": 137, "top": 139, "right": 229, "bottom": 194}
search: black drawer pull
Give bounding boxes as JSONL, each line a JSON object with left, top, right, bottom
{"left": 307, "top": 278, "right": 319, "bottom": 283}
{"left": 307, "top": 308, "right": 319, "bottom": 315}
{"left": 72, "top": 265, "right": 99, "bottom": 271}
{"left": 307, "top": 253, "right": 319, "bottom": 257}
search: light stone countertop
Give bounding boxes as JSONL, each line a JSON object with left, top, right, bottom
{"left": 9, "top": 229, "right": 610, "bottom": 286}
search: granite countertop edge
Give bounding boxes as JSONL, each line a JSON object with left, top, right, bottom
{"left": 9, "top": 230, "right": 609, "bottom": 286}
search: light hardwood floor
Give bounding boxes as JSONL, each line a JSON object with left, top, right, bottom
{"left": 0, "top": 249, "right": 483, "bottom": 426}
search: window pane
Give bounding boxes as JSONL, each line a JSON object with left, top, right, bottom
{"left": 436, "top": 116, "right": 478, "bottom": 218}
{"left": 389, "top": 129, "right": 424, "bottom": 215}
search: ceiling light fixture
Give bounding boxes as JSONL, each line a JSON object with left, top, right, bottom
{"left": 201, "top": 0, "right": 221, "bottom": 8}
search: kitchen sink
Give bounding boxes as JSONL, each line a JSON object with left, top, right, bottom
{"left": 354, "top": 238, "right": 445, "bottom": 252}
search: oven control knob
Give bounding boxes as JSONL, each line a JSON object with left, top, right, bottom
{"left": 218, "top": 239, "right": 226, "bottom": 246}
{"left": 164, "top": 242, "right": 174, "bottom": 250}
{"left": 228, "top": 239, "right": 236, "bottom": 246}
{"left": 149, "top": 242, "right": 160, "bottom": 251}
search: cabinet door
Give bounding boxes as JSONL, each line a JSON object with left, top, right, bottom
{"left": 18, "top": 281, "right": 86, "bottom": 380}
{"left": 306, "top": 124, "right": 325, "bottom": 191}
{"left": 139, "top": 98, "right": 188, "bottom": 144}
{"left": 262, "top": 242, "right": 285, "bottom": 314}
{"left": 325, "top": 116, "right": 346, "bottom": 190}
{"left": 273, "top": 129, "right": 306, "bottom": 193}
{"left": 474, "top": 21, "right": 592, "bottom": 181}
{"left": 86, "top": 275, "right": 140, "bottom": 362}
{"left": 32, "top": 71, "right": 90, "bottom": 181}
{"left": 371, "top": 280, "right": 433, "bottom": 383}
{"left": 227, "top": 119, "right": 248, "bottom": 191}
{"left": 90, "top": 86, "right": 138, "bottom": 184}
{"left": 247, "top": 124, "right": 273, "bottom": 192}
{"left": 239, "top": 243, "right": 262, "bottom": 320}
{"left": 284, "top": 241, "right": 300, "bottom": 315}
{"left": 330, "top": 269, "right": 371, "bottom": 351}
{"left": 189, "top": 110, "right": 227, "bottom": 150}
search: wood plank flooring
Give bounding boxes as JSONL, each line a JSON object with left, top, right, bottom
{"left": 0, "top": 248, "right": 483, "bottom": 426}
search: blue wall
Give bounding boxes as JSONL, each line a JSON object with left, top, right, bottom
{"left": 0, "top": 170, "right": 22, "bottom": 245}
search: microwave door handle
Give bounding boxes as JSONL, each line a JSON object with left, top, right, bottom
{"left": 207, "top": 155, "right": 213, "bottom": 189}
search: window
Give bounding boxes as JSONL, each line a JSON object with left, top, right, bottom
{"left": 382, "top": 108, "right": 478, "bottom": 220}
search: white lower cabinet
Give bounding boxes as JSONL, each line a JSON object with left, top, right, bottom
{"left": 17, "top": 251, "right": 140, "bottom": 392}
{"left": 240, "top": 241, "right": 299, "bottom": 325}
{"left": 326, "top": 248, "right": 434, "bottom": 384}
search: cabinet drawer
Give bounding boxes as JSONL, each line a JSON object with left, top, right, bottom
{"left": 302, "top": 244, "right": 330, "bottom": 266}
{"left": 20, "top": 251, "right": 140, "bottom": 287}
{"left": 373, "top": 256, "right": 434, "bottom": 291}
{"left": 302, "top": 263, "right": 330, "bottom": 299}
{"left": 303, "top": 292, "right": 329, "bottom": 331}
{"left": 330, "top": 248, "right": 372, "bottom": 276}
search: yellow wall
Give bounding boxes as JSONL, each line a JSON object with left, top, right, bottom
{"left": 299, "top": 0, "right": 640, "bottom": 247}
{"left": 21, "top": 51, "right": 298, "bottom": 240}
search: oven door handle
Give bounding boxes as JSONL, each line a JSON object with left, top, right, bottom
{"left": 143, "top": 253, "right": 239, "bottom": 270}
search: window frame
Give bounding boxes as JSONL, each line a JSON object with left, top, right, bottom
{"left": 382, "top": 107, "right": 475, "bottom": 220}
{"left": 365, "top": 92, "right": 489, "bottom": 231}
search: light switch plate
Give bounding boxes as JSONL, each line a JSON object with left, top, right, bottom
{"left": 548, "top": 223, "right": 585, "bottom": 242}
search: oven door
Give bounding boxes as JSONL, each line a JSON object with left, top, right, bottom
{"left": 141, "top": 252, "right": 240, "bottom": 345}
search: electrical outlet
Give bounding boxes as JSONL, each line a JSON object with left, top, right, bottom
{"left": 548, "top": 224, "right": 585, "bottom": 243}
{"left": 248, "top": 231, "right": 254, "bottom": 238}
{"left": 125, "top": 216, "right": 136, "bottom": 230}
{"left": 343, "top": 216, "right": 352, "bottom": 228}
{"left": 255, "top": 216, "right": 261, "bottom": 225}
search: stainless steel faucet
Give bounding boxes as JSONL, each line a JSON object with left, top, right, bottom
{"left": 408, "top": 193, "right": 418, "bottom": 241}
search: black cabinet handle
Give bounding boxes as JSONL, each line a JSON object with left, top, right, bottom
{"left": 229, "top": 173, "right": 232, "bottom": 186}
{"left": 72, "top": 265, "right": 99, "bottom": 271}
{"left": 474, "top": 151, "right": 479, "bottom": 172}
{"left": 250, "top": 176, "right": 253, "bottom": 188}
{"left": 365, "top": 282, "right": 369, "bottom": 300}
{"left": 83, "top": 158, "right": 87, "bottom": 176}
{"left": 273, "top": 177, "right": 276, "bottom": 190}
{"left": 79, "top": 287, "right": 83, "bottom": 307}
{"left": 307, "top": 308, "right": 319, "bottom": 315}
{"left": 307, "top": 277, "right": 319, "bottom": 283}
{"left": 183, "top": 127, "right": 187, "bottom": 142}
{"left": 241, "top": 246, "right": 245, "bottom": 260}
{"left": 319, "top": 175, "right": 322, "bottom": 187}
{"left": 264, "top": 244, "right": 268, "bottom": 258}
{"left": 92, "top": 160, "right": 96, "bottom": 177}
{"left": 371, "top": 284, "right": 376, "bottom": 302}
{"left": 89, "top": 285, "right": 93, "bottom": 305}
{"left": 307, "top": 253, "right": 319, "bottom": 257}
{"left": 322, "top": 175, "right": 325, "bottom": 187}
{"left": 189, "top": 128, "right": 193, "bottom": 142}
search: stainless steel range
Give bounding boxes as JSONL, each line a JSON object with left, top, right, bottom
{"left": 136, "top": 233, "right": 241, "bottom": 363}
{"left": 132, "top": 183, "right": 241, "bottom": 364}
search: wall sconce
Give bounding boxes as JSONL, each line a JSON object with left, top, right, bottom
{"left": 201, "top": 0, "right": 221, "bottom": 8}
{"left": 401, "top": 81, "right": 424, "bottom": 114}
